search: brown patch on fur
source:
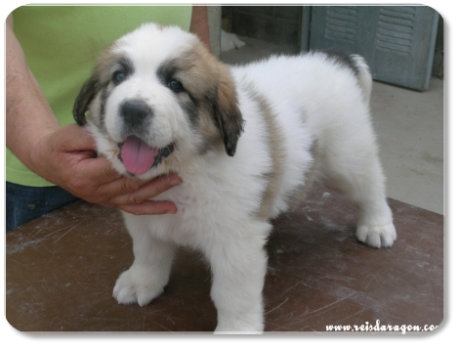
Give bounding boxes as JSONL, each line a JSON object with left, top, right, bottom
{"left": 197, "top": 110, "right": 223, "bottom": 155}
{"left": 214, "top": 64, "right": 244, "bottom": 156}
{"left": 91, "top": 44, "right": 124, "bottom": 80}
{"left": 73, "top": 44, "right": 130, "bottom": 125}
{"left": 166, "top": 42, "right": 244, "bottom": 156}
{"left": 243, "top": 83, "right": 285, "bottom": 221}
{"left": 73, "top": 75, "right": 98, "bottom": 125}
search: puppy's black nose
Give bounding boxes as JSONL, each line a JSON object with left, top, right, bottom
{"left": 121, "top": 100, "right": 151, "bottom": 126}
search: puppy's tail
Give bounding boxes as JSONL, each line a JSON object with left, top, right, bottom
{"left": 350, "top": 54, "right": 373, "bottom": 105}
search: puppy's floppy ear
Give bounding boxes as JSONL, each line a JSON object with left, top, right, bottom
{"left": 212, "top": 65, "right": 244, "bottom": 157}
{"left": 73, "top": 76, "right": 98, "bottom": 126}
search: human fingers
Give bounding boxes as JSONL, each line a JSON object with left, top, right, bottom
{"left": 57, "top": 124, "right": 97, "bottom": 152}
{"left": 43, "top": 125, "right": 182, "bottom": 209}
{"left": 102, "top": 173, "right": 182, "bottom": 207}
{"left": 75, "top": 155, "right": 124, "bottom": 187}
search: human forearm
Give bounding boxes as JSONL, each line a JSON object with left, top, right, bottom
{"left": 190, "top": 6, "right": 211, "bottom": 52}
{"left": 6, "top": 14, "right": 61, "bottom": 174}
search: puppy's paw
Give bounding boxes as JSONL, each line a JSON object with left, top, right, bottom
{"left": 214, "top": 312, "right": 264, "bottom": 334}
{"left": 356, "top": 223, "right": 396, "bottom": 248}
{"left": 214, "top": 321, "right": 263, "bottom": 334}
{"left": 113, "top": 266, "right": 165, "bottom": 306}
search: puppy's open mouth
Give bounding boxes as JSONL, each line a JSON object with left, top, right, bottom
{"left": 118, "top": 136, "right": 174, "bottom": 175}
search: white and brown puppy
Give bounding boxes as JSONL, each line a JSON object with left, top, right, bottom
{"left": 74, "top": 23, "right": 396, "bottom": 333}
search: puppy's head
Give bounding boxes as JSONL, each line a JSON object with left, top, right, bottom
{"left": 73, "top": 23, "right": 243, "bottom": 178}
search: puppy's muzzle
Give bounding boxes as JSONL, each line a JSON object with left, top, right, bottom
{"left": 121, "top": 100, "right": 152, "bottom": 127}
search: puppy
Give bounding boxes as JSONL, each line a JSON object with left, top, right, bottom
{"left": 73, "top": 23, "right": 396, "bottom": 332}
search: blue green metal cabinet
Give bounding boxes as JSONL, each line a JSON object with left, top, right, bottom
{"left": 303, "top": 6, "right": 439, "bottom": 90}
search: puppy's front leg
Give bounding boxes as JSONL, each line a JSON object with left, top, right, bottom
{"left": 206, "top": 222, "right": 270, "bottom": 333}
{"left": 113, "top": 215, "right": 176, "bottom": 306}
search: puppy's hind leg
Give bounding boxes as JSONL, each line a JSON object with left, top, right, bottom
{"left": 319, "top": 134, "right": 396, "bottom": 249}
{"left": 351, "top": 160, "right": 396, "bottom": 249}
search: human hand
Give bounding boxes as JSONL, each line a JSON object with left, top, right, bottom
{"left": 31, "top": 124, "right": 181, "bottom": 215}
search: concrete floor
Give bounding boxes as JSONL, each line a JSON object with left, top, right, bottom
{"left": 220, "top": 37, "right": 444, "bottom": 215}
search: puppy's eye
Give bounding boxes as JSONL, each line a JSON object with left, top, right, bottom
{"left": 167, "top": 79, "right": 184, "bottom": 93}
{"left": 112, "top": 71, "right": 126, "bottom": 85}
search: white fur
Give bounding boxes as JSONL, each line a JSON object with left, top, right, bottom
{"left": 84, "top": 24, "right": 396, "bottom": 333}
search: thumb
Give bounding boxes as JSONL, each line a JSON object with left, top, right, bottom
{"left": 78, "top": 155, "right": 123, "bottom": 184}
{"left": 58, "top": 124, "right": 97, "bottom": 152}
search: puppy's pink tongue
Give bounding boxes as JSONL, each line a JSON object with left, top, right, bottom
{"left": 120, "top": 136, "right": 158, "bottom": 175}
